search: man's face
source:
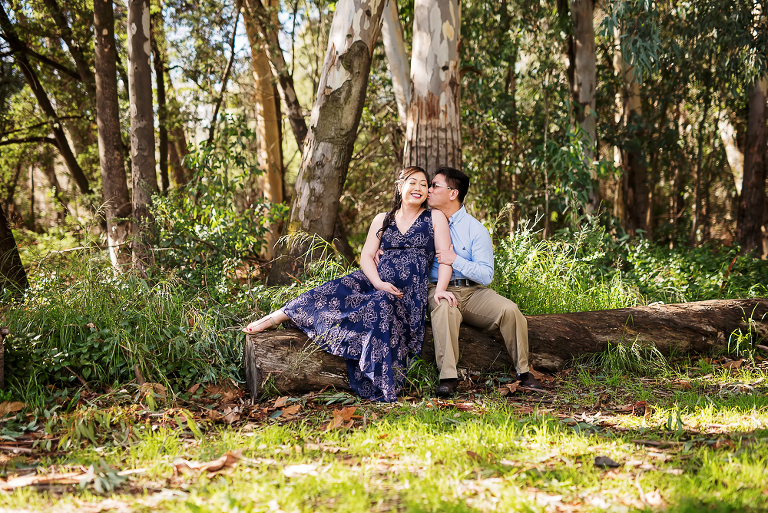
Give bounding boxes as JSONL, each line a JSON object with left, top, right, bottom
{"left": 427, "top": 173, "right": 456, "bottom": 209}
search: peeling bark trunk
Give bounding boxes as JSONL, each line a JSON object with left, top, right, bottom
{"left": 0, "top": 203, "right": 28, "bottom": 293}
{"left": 0, "top": 5, "right": 92, "bottom": 195}
{"left": 614, "top": 30, "right": 650, "bottom": 238}
{"left": 243, "top": 0, "right": 308, "bottom": 149}
{"left": 244, "top": 3, "right": 284, "bottom": 259}
{"left": 267, "top": 0, "right": 385, "bottom": 285}
{"left": 737, "top": 77, "right": 767, "bottom": 254}
{"left": 718, "top": 112, "right": 745, "bottom": 195}
{"left": 381, "top": 0, "right": 410, "bottom": 127}
{"left": 244, "top": 298, "right": 768, "bottom": 397}
{"left": 95, "top": 0, "right": 132, "bottom": 269}
{"left": 127, "top": 0, "right": 158, "bottom": 267}
{"left": 402, "top": 0, "right": 461, "bottom": 176}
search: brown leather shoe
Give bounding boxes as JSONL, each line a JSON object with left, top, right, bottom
{"left": 517, "top": 372, "right": 544, "bottom": 390}
{"left": 436, "top": 378, "right": 458, "bottom": 397}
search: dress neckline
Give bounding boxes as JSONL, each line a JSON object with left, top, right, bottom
{"left": 394, "top": 209, "right": 427, "bottom": 236}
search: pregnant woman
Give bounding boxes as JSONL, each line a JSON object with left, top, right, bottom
{"left": 244, "top": 166, "right": 455, "bottom": 402}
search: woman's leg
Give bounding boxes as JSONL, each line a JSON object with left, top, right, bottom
{"left": 243, "top": 309, "right": 289, "bottom": 333}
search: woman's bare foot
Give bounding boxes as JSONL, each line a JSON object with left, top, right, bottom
{"left": 243, "top": 310, "right": 289, "bottom": 333}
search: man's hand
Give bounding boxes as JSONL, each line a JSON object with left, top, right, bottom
{"left": 436, "top": 244, "right": 457, "bottom": 266}
{"left": 373, "top": 249, "right": 384, "bottom": 266}
{"left": 433, "top": 289, "right": 457, "bottom": 307}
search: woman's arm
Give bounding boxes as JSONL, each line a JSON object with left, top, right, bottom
{"left": 431, "top": 210, "right": 457, "bottom": 307}
{"left": 360, "top": 213, "right": 403, "bottom": 297}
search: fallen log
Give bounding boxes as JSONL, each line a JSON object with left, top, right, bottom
{"left": 243, "top": 298, "right": 768, "bottom": 398}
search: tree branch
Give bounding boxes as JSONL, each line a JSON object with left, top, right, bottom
{"left": 0, "top": 136, "right": 58, "bottom": 147}
{"left": 207, "top": 0, "right": 242, "bottom": 145}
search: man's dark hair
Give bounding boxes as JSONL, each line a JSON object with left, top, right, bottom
{"left": 434, "top": 166, "right": 469, "bottom": 203}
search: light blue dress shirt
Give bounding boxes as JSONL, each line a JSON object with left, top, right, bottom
{"left": 429, "top": 206, "right": 494, "bottom": 286}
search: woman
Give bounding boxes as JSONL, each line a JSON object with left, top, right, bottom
{"left": 244, "top": 166, "right": 456, "bottom": 402}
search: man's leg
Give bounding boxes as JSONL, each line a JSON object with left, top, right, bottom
{"left": 427, "top": 284, "right": 463, "bottom": 381}
{"left": 461, "top": 287, "right": 540, "bottom": 387}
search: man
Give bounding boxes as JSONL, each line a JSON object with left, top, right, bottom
{"left": 427, "top": 166, "right": 543, "bottom": 396}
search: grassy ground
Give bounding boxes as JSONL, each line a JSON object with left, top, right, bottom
{"left": 2, "top": 353, "right": 767, "bottom": 512}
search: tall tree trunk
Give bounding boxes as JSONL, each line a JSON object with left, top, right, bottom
{"left": 402, "top": 0, "right": 461, "bottom": 176}
{"left": 614, "top": 28, "right": 650, "bottom": 238}
{"left": 151, "top": 6, "right": 169, "bottom": 193}
{"left": 267, "top": 0, "right": 386, "bottom": 285}
{"left": 0, "top": 5, "right": 92, "bottom": 195}
{"left": 41, "top": 0, "right": 96, "bottom": 97}
{"left": 94, "top": 0, "right": 132, "bottom": 268}
{"left": 381, "top": 0, "right": 410, "bottom": 127}
{"left": 737, "top": 77, "right": 767, "bottom": 254}
{"left": 718, "top": 111, "right": 745, "bottom": 195}
{"left": 562, "top": 0, "right": 598, "bottom": 212}
{"left": 127, "top": 0, "right": 158, "bottom": 267}
{"left": 0, "top": 203, "right": 28, "bottom": 293}
{"left": 690, "top": 86, "right": 711, "bottom": 247}
{"left": 244, "top": 1, "right": 283, "bottom": 259}
{"left": 169, "top": 125, "right": 191, "bottom": 186}
{"left": 243, "top": 0, "right": 308, "bottom": 149}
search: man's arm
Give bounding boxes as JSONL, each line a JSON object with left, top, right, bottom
{"left": 450, "top": 224, "right": 494, "bottom": 286}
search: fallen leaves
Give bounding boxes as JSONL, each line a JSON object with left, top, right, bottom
{"left": 0, "top": 401, "right": 25, "bottom": 417}
{"left": 174, "top": 450, "right": 242, "bottom": 475}
{"left": 326, "top": 406, "right": 357, "bottom": 431}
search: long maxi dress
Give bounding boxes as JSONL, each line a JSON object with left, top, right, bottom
{"left": 282, "top": 210, "right": 435, "bottom": 402}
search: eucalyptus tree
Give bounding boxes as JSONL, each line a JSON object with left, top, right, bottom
{"left": 94, "top": 0, "right": 131, "bottom": 267}
{"left": 127, "top": 0, "right": 158, "bottom": 266}
{"left": 243, "top": 0, "right": 283, "bottom": 257}
{"left": 267, "top": 0, "right": 387, "bottom": 285}
{"left": 402, "top": 0, "right": 461, "bottom": 176}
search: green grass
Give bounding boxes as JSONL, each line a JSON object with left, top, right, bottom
{"left": 1, "top": 358, "right": 767, "bottom": 512}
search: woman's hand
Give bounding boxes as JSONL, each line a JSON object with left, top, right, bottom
{"left": 375, "top": 281, "right": 404, "bottom": 298}
{"left": 433, "top": 289, "right": 457, "bottom": 307}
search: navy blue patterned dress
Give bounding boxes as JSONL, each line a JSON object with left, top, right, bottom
{"left": 283, "top": 209, "right": 435, "bottom": 402}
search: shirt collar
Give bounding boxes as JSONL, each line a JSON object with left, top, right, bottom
{"left": 448, "top": 205, "right": 467, "bottom": 225}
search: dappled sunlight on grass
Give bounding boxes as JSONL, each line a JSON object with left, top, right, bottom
{"left": 2, "top": 357, "right": 767, "bottom": 511}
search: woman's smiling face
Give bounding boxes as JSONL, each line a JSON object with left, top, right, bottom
{"left": 399, "top": 171, "right": 429, "bottom": 207}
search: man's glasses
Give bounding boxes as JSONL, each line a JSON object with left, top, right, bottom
{"left": 429, "top": 183, "right": 454, "bottom": 191}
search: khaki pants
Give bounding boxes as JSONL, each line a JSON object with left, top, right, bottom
{"left": 428, "top": 284, "right": 529, "bottom": 379}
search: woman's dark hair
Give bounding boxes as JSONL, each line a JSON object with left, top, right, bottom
{"left": 377, "top": 166, "right": 428, "bottom": 237}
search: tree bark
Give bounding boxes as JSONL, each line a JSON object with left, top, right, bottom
{"left": 402, "top": 0, "right": 461, "bottom": 176}
{"left": 267, "top": 0, "right": 386, "bottom": 285}
{"left": 381, "top": 0, "right": 410, "bottom": 127}
{"left": 614, "top": 28, "right": 650, "bottom": 238}
{"left": 718, "top": 111, "right": 745, "bottom": 195}
{"left": 562, "top": 0, "right": 598, "bottom": 212}
{"left": 151, "top": 7, "right": 169, "bottom": 194}
{"left": 244, "top": 3, "right": 283, "bottom": 259}
{"left": 0, "top": 4, "right": 92, "bottom": 195}
{"left": 0, "top": 203, "right": 28, "bottom": 293}
{"left": 95, "top": 0, "right": 132, "bottom": 269}
{"left": 243, "top": 0, "right": 308, "bottom": 149}
{"left": 243, "top": 298, "right": 768, "bottom": 397}
{"left": 127, "top": 0, "right": 159, "bottom": 267}
{"left": 737, "top": 77, "right": 767, "bottom": 254}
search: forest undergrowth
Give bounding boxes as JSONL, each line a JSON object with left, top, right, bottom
{"left": 1, "top": 222, "right": 768, "bottom": 511}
